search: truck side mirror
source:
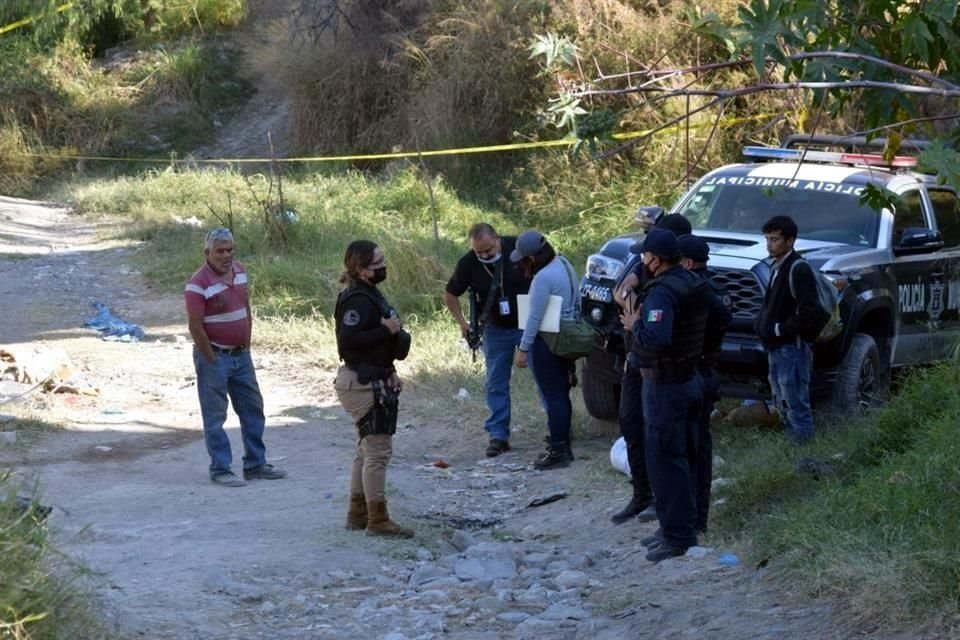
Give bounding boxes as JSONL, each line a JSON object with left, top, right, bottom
{"left": 894, "top": 227, "right": 944, "bottom": 255}
{"left": 635, "top": 206, "right": 664, "bottom": 227}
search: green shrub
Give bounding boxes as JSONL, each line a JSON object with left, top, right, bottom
{"left": 0, "top": 472, "right": 102, "bottom": 640}
{"left": 710, "top": 363, "right": 960, "bottom": 631}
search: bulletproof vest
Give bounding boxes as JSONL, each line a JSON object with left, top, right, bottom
{"left": 636, "top": 270, "right": 710, "bottom": 366}
{"left": 698, "top": 267, "right": 731, "bottom": 362}
{"left": 335, "top": 283, "right": 410, "bottom": 366}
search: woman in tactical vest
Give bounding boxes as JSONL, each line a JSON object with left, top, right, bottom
{"left": 334, "top": 240, "right": 413, "bottom": 538}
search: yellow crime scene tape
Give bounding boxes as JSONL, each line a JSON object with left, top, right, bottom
{"left": 0, "top": 2, "right": 75, "bottom": 36}
{"left": 13, "top": 113, "right": 776, "bottom": 165}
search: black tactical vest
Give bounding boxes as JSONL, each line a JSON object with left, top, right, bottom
{"left": 335, "top": 283, "right": 410, "bottom": 367}
{"left": 698, "top": 267, "right": 731, "bottom": 365}
{"left": 636, "top": 270, "right": 710, "bottom": 369}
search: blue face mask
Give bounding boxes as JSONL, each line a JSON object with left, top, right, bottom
{"left": 477, "top": 253, "right": 501, "bottom": 265}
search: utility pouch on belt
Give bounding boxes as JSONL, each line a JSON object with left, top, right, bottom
{"left": 353, "top": 363, "right": 392, "bottom": 385}
{"left": 357, "top": 380, "right": 400, "bottom": 439}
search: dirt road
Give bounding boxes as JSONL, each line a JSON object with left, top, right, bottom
{"left": 0, "top": 195, "right": 861, "bottom": 639}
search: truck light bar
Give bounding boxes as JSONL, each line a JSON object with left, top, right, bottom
{"left": 743, "top": 146, "right": 918, "bottom": 168}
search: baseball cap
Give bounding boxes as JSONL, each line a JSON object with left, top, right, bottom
{"left": 678, "top": 234, "right": 710, "bottom": 262}
{"left": 509, "top": 230, "right": 547, "bottom": 262}
{"left": 636, "top": 228, "right": 681, "bottom": 259}
{"left": 630, "top": 213, "right": 692, "bottom": 254}
{"left": 656, "top": 214, "right": 692, "bottom": 236}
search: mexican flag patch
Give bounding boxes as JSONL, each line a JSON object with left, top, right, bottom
{"left": 646, "top": 309, "right": 664, "bottom": 322}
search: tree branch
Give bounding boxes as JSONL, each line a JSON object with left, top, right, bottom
{"left": 588, "top": 51, "right": 960, "bottom": 91}
{"left": 573, "top": 80, "right": 960, "bottom": 100}
{"left": 844, "top": 114, "right": 960, "bottom": 140}
{"left": 591, "top": 97, "right": 725, "bottom": 161}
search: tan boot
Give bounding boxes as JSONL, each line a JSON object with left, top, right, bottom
{"left": 365, "top": 499, "right": 414, "bottom": 538}
{"left": 346, "top": 494, "right": 367, "bottom": 530}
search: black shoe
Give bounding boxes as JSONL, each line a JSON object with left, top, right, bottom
{"left": 610, "top": 496, "right": 652, "bottom": 525}
{"left": 646, "top": 544, "right": 687, "bottom": 562}
{"left": 636, "top": 504, "right": 658, "bottom": 522}
{"left": 486, "top": 439, "right": 511, "bottom": 457}
{"left": 533, "top": 446, "right": 571, "bottom": 470}
{"left": 641, "top": 531, "right": 664, "bottom": 547}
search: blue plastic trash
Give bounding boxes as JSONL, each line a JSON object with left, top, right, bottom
{"left": 718, "top": 553, "right": 739, "bottom": 566}
{"left": 82, "top": 302, "right": 145, "bottom": 342}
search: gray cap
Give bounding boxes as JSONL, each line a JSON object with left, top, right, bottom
{"left": 510, "top": 230, "right": 547, "bottom": 262}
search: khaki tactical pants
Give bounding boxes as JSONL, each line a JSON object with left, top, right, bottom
{"left": 334, "top": 366, "right": 393, "bottom": 502}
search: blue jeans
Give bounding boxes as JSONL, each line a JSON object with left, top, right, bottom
{"left": 193, "top": 348, "right": 268, "bottom": 477}
{"left": 768, "top": 342, "right": 814, "bottom": 443}
{"left": 643, "top": 375, "right": 702, "bottom": 548}
{"left": 528, "top": 335, "right": 573, "bottom": 447}
{"left": 482, "top": 325, "right": 523, "bottom": 442}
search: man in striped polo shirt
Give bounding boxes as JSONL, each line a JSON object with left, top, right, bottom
{"left": 185, "top": 228, "right": 287, "bottom": 487}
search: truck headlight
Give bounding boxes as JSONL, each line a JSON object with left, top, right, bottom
{"left": 586, "top": 254, "right": 625, "bottom": 281}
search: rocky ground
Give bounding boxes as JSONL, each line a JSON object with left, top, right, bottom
{"left": 0, "top": 195, "right": 891, "bottom": 640}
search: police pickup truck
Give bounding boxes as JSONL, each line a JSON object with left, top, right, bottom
{"left": 578, "top": 136, "right": 960, "bottom": 419}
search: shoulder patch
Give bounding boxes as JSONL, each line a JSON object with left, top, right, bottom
{"left": 647, "top": 309, "right": 664, "bottom": 322}
{"left": 343, "top": 309, "right": 361, "bottom": 327}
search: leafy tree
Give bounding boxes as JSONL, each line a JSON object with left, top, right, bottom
{"left": 543, "top": 0, "right": 960, "bottom": 191}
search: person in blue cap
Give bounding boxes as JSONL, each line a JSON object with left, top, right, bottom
{"left": 620, "top": 228, "right": 712, "bottom": 562}
{"left": 510, "top": 230, "right": 580, "bottom": 470}
{"left": 678, "top": 234, "right": 732, "bottom": 533}
{"left": 615, "top": 214, "right": 692, "bottom": 305}
{"left": 610, "top": 213, "right": 693, "bottom": 526}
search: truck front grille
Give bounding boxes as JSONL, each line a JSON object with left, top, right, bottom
{"left": 710, "top": 268, "right": 764, "bottom": 320}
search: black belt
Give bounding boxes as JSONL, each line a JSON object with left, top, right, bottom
{"left": 212, "top": 345, "right": 247, "bottom": 356}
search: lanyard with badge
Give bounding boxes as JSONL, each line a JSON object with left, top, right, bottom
{"left": 481, "top": 259, "right": 509, "bottom": 317}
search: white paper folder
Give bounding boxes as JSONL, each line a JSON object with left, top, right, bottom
{"left": 516, "top": 294, "right": 562, "bottom": 333}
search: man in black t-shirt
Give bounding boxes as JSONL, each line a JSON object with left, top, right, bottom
{"left": 444, "top": 223, "right": 531, "bottom": 457}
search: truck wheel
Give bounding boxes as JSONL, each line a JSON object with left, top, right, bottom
{"left": 828, "top": 333, "right": 887, "bottom": 414}
{"left": 581, "top": 357, "right": 620, "bottom": 420}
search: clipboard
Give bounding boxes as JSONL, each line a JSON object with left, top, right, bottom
{"left": 516, "top": 294, "right": 562, "bottom": 333}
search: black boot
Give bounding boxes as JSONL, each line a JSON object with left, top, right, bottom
{"left": 543, "top": 435, "right": 575, "bottom": 461}
{"left": 610, "top": 494, "right": 652, "bottom": 525}
{"left": 533, "top": 445, "right": 571, "bottom": 470}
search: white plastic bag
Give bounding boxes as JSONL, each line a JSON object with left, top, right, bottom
{"left": 609, "top": 436, "right": 631, "bottom": 477}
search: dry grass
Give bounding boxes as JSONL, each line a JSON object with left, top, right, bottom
{"left": 280, "top": 0, "right": 547, "bottom": 157}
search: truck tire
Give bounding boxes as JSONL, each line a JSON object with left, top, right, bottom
{"left": 581, "top": 357, "right": 620, "bottom": 420}
{"left": 827, "top": 333, "right": 887, "bottom": 415}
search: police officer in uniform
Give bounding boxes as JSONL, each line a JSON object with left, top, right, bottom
{"left": 611, "top": 214, "right": 693, "bottom": 525}
{"left": 334, "top": 240, "right": 414, "bottom": 538}
{"left": 620, "top": 229, "right": 712, "bottom": 561}
{"left": 678, "top": 234, "right": 732, "bottom": 533}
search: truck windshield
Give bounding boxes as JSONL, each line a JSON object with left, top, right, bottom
{"left": 676, "top": 179, "right": 881, "bottom": 247}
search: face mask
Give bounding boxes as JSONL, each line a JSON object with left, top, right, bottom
{"left": 370, "top": 266, "right": 387, "bottom": 285}
{"left": 369, "top": 266, "right": 387, "bottom": 284}
{"left": 477, "top": 253, "right": 501, "bottom": 264}
{"left": 643, "top": 257, "right": 657, "bottom": 279}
